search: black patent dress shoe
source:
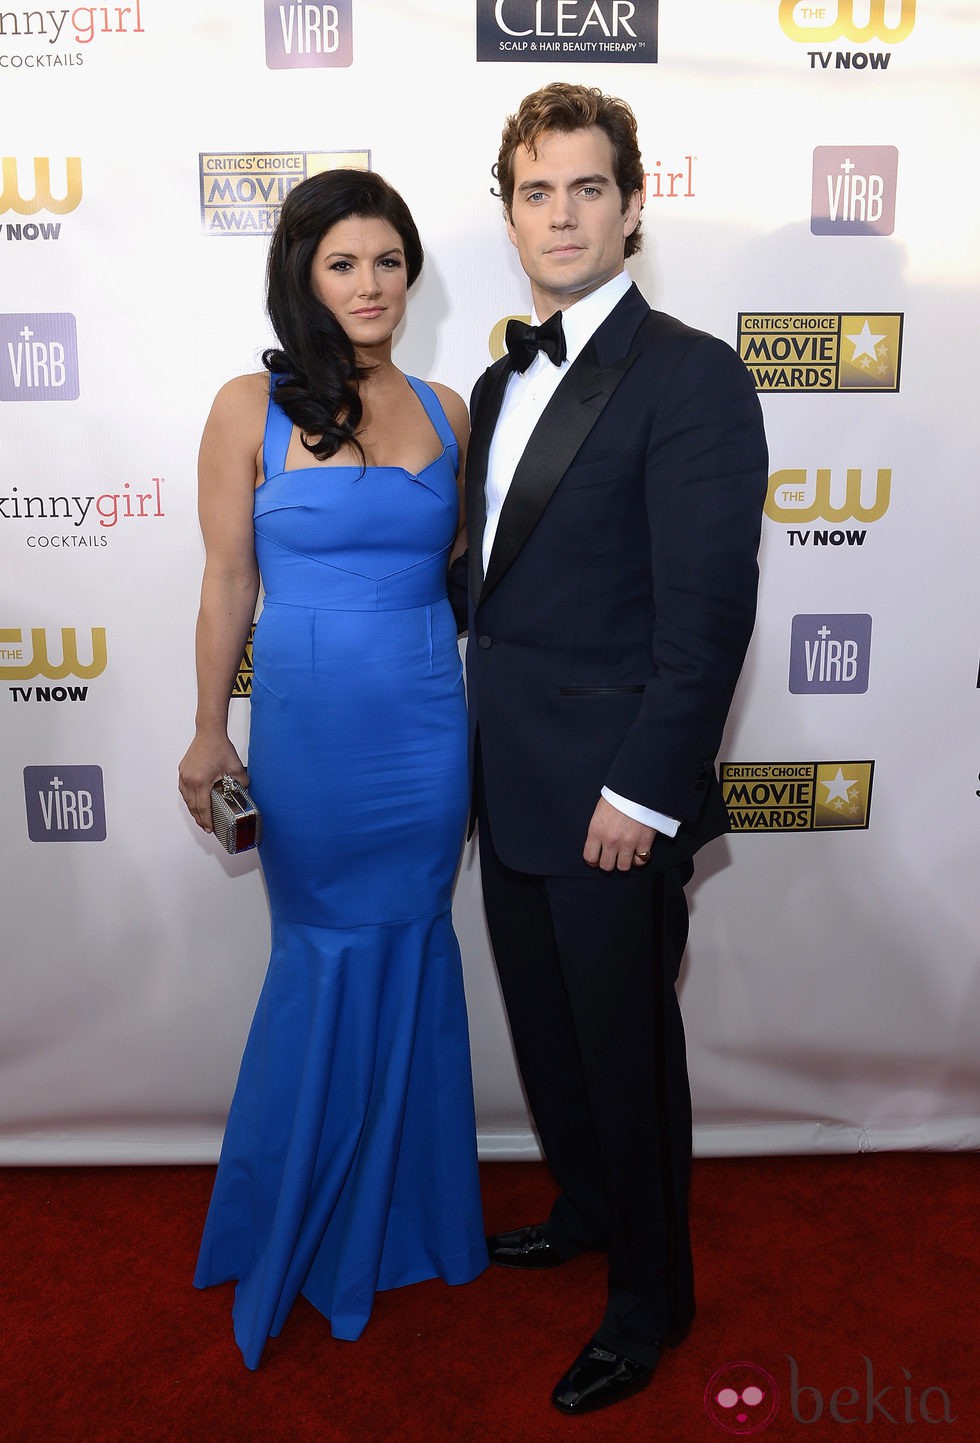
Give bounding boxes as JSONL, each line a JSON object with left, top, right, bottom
{"left": 552, "top": 1342, "right": 656, "bottom": 1415}
{"left": 485, "top": 1223, "right": 568, "bottom": 1269}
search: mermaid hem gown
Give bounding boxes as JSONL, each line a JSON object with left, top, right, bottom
{"left": 193, "top": 377, "right": 487, "bottom": 1369}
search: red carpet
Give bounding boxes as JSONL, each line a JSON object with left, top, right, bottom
{"left": 2, "top": 1154, "right": 977, "bottom": 1440}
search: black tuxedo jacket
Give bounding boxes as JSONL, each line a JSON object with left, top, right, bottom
{"left": 463, "top": 282, "right": 768, "bottom": 877}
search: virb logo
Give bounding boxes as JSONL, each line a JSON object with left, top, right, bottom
{"left": 0, "top": 315, "right": 79, "bottom": 401}
{"left": 811, "top": 147, "right": 898, "bottom": 236}
{"left": 789, "top": 615, "right": 872, "bottom": 694}
{"left": 264, "top": 1, "right": 352, "bottom": 67}
{"left": 24, "top": 765, "right": 107, "bottom": 841}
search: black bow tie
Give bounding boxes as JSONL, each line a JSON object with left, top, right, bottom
{"left": 505, "top": 311, "right": 567, "bottom": 373}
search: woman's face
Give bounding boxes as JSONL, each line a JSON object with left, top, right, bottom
{"left": 309, "top": 214, "right": 408, "bottom": 350}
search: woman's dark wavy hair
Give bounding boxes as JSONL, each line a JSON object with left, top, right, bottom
{"left": 263, "top": 168, "right": 423, "bottom": 463}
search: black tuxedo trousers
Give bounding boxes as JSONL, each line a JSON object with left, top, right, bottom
{"left": 478, "top": 792, "right": 695, "bottom": 1362}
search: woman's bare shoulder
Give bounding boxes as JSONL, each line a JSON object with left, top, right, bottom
{"left": 204, "top": 371, "right": 269, "bottom": 441}
{"left": 211, "top": 370, "right": 269, "bottom": 414}
{"left": 425, "top": 380, "right": 469, "bottom": 441}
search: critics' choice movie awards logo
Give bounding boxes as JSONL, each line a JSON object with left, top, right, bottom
{"left": 738, "top": 314, "right": 903, "bottom": 392}
{"left": 1, "top": 156, "right": 81, "bottom": 241}
{"left": 476, "top": 0, "right": 656, "bottom": 61}
{"left": 721, "top": 761, "right": 874, "bottom": 832}
{"left": 705, "top": 1354, "right": 953, "bottom": 1431}
{"left": 0, "top": 626, "right": 106, "bottom": 702}
{"left": 766, "top": 466, "right": 890, "bottom": 548}
{"left": 200, "top": 151, "right": 370, "bottom": 235}
{"left": 779, "top": 0, "right": 915, "bottom": 69}
{"left": 232, "top": 624, "right": 255, "bottom": 698}
{"left": 265, "top": 0, "right": 352, "bottom": 67}
{"left": 1, "top": 314, "right": 79, "bottom": 400}
{"left": 789, "top": 614, "right": 872, "bottom": 694}
{"left": 24, "top": 765, "right": 107, "bottom": 841}
{"left": 0, "top": 3, "right": 144, "bottom": 67}
{"left": 811, "top": 146, "right": 898, "bottom": 236}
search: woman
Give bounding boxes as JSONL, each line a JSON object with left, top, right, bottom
{"left": 178, "top": 169, "right": 487, "bottom": 1369}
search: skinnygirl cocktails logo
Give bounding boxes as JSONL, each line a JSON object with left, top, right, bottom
{"left": 0, "top": 477, "right": 167, "bottom": 549}
{"left": 0, "top": 4, "right": 146, "bottom": 69}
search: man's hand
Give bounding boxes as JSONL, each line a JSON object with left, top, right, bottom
{"left": 583, "top": 796, "right": 656, "bottom": 873}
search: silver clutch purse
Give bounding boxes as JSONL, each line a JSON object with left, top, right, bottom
{"left": 210, "top": 774, "right": 262, "bottom": 854}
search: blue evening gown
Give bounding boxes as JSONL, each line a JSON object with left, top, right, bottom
{"left": 193, "top": 376, "right": 487, "bottom": 1369}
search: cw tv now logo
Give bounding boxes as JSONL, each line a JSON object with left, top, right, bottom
{"left": 1, "top": 157, "right": 81, "bottom": 242}
{"left": 779, "top": 0, "right": 916, "bottom": 43}
{"left": 765, "top": 467, "right": 890, "bottom": 548}
{"left": 1, "top": 625, "right": 106, "bottom": 701}
{"left": 779, "top": 0, "right": 915, "bottom": 70}
{"left": 24, "top": 765, "right": 107, "bottom": 841}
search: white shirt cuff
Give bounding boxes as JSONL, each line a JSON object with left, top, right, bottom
{"left": 601, "top": 786, "right": 680, "bottom": 838}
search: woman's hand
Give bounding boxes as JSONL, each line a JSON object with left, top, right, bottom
{"left": 178, "top": 733, "right": 249, "bottom": 833}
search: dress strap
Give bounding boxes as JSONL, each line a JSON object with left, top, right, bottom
{"left": 263, "top": 374, "right": 455, "bottom": 478}
{"left": 262, "top": 376, "right": 294, "bottom": 481}
{"left": 407, "top": 376, "right": 458, "bottom": 455}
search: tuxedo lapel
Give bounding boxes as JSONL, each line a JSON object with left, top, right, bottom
{"left": 467, "top": 360, "right": 512, "bottom": 596}
{"left": 480, "top": 347, "right": 636, "bottom": 604}
{"left": 467, "top": 285, "right": 653, "bottom": 608}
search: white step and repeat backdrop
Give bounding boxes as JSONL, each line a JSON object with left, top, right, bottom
{"left": 2, "top": 1, "right": 978, "bottom": 1162}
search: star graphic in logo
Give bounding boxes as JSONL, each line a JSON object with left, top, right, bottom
{"left": 846, "top": 320, "right": 886, "bottom": 364}
{"left": 821, "top": 767, "right": 857, "bottom": 806}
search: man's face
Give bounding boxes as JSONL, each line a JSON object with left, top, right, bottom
{"left": 505, "top": 125, "right": 641, "bottom": 317}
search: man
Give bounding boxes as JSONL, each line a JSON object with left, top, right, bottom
{"left": 463, "top": 83, "right": 768, "bottom": 1415}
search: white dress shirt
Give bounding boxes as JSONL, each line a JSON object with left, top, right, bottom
{"left": 482, "top": 271, "right": 680, "bottom": 840}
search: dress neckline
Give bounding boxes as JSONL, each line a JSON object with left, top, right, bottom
{"left": 258, "top": 442, "right": 451, "bottom": 492}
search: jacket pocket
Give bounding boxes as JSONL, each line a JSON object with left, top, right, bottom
{"left": 558, "top": 685, "right": 645, "bottom": 696}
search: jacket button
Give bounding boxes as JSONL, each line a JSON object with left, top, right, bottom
{"left": 478, "top": 635, "right": 493, "bottom": 649}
